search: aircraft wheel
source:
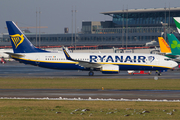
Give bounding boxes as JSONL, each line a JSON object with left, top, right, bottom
{"left": 89, "top": 71, "right": 94, "bottom": 76}
{"left": 158, "top": 73, "right": 161, "bottom": 76}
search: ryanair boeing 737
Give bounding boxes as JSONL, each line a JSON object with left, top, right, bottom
{"left": 5, "top": 21, "right": 178, "bottom": 76}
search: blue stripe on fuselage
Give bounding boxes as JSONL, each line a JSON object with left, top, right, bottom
{"left": 13, "top": 57, "right": 169, "bottom": 71}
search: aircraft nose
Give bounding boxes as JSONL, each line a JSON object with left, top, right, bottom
{"left": 172, "top": 61, "right": 178, "bottom": 68}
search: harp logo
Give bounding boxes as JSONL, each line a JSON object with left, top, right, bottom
{"left": 148, "top": 56, "right": 155, "bottom": 63}
{"left": 10, "top": 34, "right": 24, "bottom": 49}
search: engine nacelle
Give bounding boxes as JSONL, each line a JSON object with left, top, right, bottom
{"left": 101, "top": 65, "right": 119, "bottom": 74}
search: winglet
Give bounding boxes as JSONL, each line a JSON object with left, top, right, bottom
{"left": 158, "top": 37, "right": 171, "bottom": 53}
{"left": 62, "top": 47, "right": 73, "bottom": 60}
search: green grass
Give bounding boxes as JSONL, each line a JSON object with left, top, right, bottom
{"left": 0, "top": 78, "right": 180, "bottom": 90}
{"left": 0, "top": 78, "right": 180, "bottom": 119}
{"left": 0, "top": 99, "right": 180, "bottom": 120}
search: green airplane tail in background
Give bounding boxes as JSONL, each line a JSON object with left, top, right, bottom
{"left": 174, "top": 17, "right": 180, "bottom": 34}
{"left": 167, "top": 34, "right": 180, "bottom": 55}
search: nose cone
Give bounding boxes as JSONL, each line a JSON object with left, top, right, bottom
{"left": 171, "top": 61, "right": 178, "bottom": 68}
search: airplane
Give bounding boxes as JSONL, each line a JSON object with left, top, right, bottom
{"left": 157, "top": 33, "right": 180, "bottom": 64}
{"left": 158, "top": 36, "right": 180, "bottom": 64}
{"left": 0, "top": 49, "right": 13, "bottom": 59}
{"left": 5, "top": 21, "right": 178, "bottom": 76}
{"left": 158, "top": 37, "right": 171, "bottom": 54}
{"left": 157, "top": 17, "right": 180, "bottom": 59}
{"left": 166, "top": 34, "right": 180, "bottom": 59}
{"left": 174, "top": 17, "right": 180, "bottom": 34}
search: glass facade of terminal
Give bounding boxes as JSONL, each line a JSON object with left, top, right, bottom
{"left": 96, "top": 27, "right": 165, "bottom": 34}
{"left": 1, "top": 8, "right": 180, "bottom": 48}
{"left": 113, "top": 10, "right": 180, "bottom": 27}
{"left": 2, "top": 31, "right": 180, "bottom": 48}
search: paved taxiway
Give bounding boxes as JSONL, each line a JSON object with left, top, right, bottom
{"left": 0, "top": 61, "right": 179, "bottom": 79}
{"left": 0, "top": 61, "right": 180, "bottom": 100}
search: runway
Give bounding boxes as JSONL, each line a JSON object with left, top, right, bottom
{"left": 0, "top": 89, "right": 180, "bottom": 100}
{"left": 0, "top": 61, "right": 180, "bottom": 100}
{"left": 0, "top": 61, "right": 179, "bottom": 79}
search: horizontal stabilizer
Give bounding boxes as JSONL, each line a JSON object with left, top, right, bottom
{"left": 5, "top": 52, "right": 25, "bottom": 57}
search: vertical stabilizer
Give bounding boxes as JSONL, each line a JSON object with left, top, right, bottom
{"left": 167, "top": 34, "right": 180, "bottom": 55}
{"left": 158, "top": 37, "right": 171, "bottom": 53}
{"left": 6, "top": 21, "right": 48, "bottom": 53}
{"left": 173, "top": 17, "right": 180, "bottom": 34}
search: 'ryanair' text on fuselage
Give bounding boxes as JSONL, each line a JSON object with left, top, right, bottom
{"left": 90, "top": 55, "right": 153, "bottom": 63}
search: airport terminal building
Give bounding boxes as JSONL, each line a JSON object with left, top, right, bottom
{"left": 1, "top": 7, "right": 180, "bottom": 49}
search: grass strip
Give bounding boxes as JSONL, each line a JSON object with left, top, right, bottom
{"left": 0, "top": 99, "right": 180, "bottom": 120}
{"left": 0, "top": 78, "right": 180, "bottom": 90}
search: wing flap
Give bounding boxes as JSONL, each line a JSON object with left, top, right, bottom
{"left": 77, "top": 61, "right": 101, "bottom": 68}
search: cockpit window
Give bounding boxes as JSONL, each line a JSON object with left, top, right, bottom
{"left": 164, "top": 58, "right": 171, "bottom": 61}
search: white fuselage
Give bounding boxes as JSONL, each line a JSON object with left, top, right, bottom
{"left": 13, "top": 51, "right": 178, "bottom": 71}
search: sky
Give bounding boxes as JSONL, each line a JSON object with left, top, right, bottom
{"left": 0, "top": 0, "right": 179, "bottom": 34}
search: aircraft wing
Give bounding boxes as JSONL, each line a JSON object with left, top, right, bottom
{"left": 62, "top": 48, "right": 101, "bottom": 68}
{"left": 165, "top": 54, "right": 178, "bottom": 58}
{"left": 172, "top": 59, "right": 180, "bottom": 63}
{"left": 4, "top": 52, "right": 25, "bottom": 57}
{"left": 76, "top": 60, "right": 101, "bottom": 68}
{"left": 165, "top": 54, "right": 180, "bottom": 63}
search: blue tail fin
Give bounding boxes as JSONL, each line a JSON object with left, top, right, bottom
{"left": 6, "top": 21, "right": 48, "bottom": 53}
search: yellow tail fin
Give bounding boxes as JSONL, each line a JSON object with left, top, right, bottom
{"left": 158, "top": 37, "right": 171, "bottom": 53}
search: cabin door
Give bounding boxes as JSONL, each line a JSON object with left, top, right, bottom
{"left": 35, "top": 55, "right": 40, "bottom": 65}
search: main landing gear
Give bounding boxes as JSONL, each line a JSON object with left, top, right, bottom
{"left": 156, "top": 70, "right": 162, "bottom": 76}
{"left": 89, "top": 71, "right": 94, "bottom": 76}
{"left": 158, "top": 72, "right": 161, "bottom": 76}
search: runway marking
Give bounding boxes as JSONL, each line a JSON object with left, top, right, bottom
{"left": 0, "top": 97, "right": 180, "bottom": 102}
